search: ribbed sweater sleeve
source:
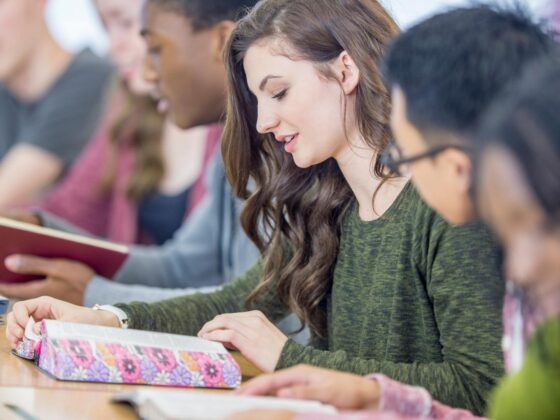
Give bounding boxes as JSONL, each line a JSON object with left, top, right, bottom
{"left": 114, "top": 261, "right": 289, "bottom": 337}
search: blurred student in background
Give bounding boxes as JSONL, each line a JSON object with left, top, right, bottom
{"left": 11, "top": 0, "right": 219, "bottom": 245}
{"left": 0, "top": 0, "right": 268, "bottom": 311}
{"left": 0, "top": 0, "right": 112, "bottom": 210}
{"left": 476, "top": 55, "right": 560, "bottom": 420}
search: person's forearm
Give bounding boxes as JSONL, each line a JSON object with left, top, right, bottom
{"left": 83, "top": 275, "right": 220, "bottom": 306}
{"left": 0, "top": 146, "right": 62, "bottom": 210}
{"left": 369, "top": 374, "right": 481, "bottom": 419}
{"left": 277, "top": 340, "right": 492, "bottom": 415}
{"left": 36, "top": 211, "right": 94, "bottom": 236}
{"left": 113, "top": 262, "right": 283, "bottom": 336}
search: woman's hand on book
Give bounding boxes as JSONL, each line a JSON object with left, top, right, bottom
{"left": 0, "top": 255, "right": 94, "bottom": 304}
{"left": 5, "top": 296, "right": 121, "bottom": 349}
{"left": 198, "top": 310, "right": 288, "bottom": 373}
{"left": 236, "top": 364, "right": 381, "bottom": 411}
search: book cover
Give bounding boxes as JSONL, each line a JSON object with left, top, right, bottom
{"left": 14, "top": 319, "right": 241, "bottom": 389}
{"left": 0, "top": 217, "right": 129, "bottom": 283}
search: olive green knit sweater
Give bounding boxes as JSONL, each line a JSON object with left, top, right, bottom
{"left": 116, "top": 182, "right": 504, "bottom": 415}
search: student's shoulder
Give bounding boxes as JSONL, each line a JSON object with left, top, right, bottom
{"left": 0, "top": 84, "right": 9, "bottom": 97}
{"left": 71, "top": 49, "right": 113, "bottom": 73}
{"left": 0, "top": 85, "right": 19, "bottom": 118}
{"left": 59, "top": 49, "right": 113, "bottom": 89}
{"left": 401, "top": 182, "right": 441, "bottom": 234}
{"left": 44, "top": 49, "right": 113, "bottom": 104}
{"left": 489, "top": 318, "right": 560, "bottom": 420}
{"left": 406, "top": 182, "right": 496, "bottom": 252}
{"left": 528, "top": 318, "right": 560, "bottom": 370}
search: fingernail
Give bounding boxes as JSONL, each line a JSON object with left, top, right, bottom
{"left": 5, "top": 255, "right": 20, "bottom": 270}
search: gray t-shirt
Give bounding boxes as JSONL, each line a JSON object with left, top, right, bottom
{"left": 0, "top": 49, "right": 113, "bottom": 165}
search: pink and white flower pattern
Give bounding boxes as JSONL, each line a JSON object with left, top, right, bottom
{"left": 17, "top": 336, "right": 241, "bottom": 389}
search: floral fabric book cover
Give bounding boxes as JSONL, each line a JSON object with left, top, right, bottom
{"left": 14, "top": 319, "right": 241, "bottom": 389}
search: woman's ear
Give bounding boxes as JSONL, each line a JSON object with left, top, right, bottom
{"left": 334, "top": 51, "right": 360, "bottom": 95}
{"left": 211, "top": 20, "right": 237, "bottom": 62}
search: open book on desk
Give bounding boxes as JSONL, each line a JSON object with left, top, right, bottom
{"left": 113, "top": 388, "right": 337, "bottom": 420}
{"left": 14, "top": 319, "right": 241, "bottom": 389}
{"left": 0, "top": 216, "right": 129, "bottom": 283}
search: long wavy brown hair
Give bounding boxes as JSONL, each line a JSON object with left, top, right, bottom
{"left": 222, "top": 0, "right": 398, "bottom": 337}
{"left": 98, "top": 81, "right": 165, "bottom": 201}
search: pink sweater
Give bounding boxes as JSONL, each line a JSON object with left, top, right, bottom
{"left": 297, "top": 285, "right": 536, "bottom": 420}
{"left": 32, "top": 123, "right": 221, "bottom": 244}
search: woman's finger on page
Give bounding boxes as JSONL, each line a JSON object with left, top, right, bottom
{"left": 236, "top": 366, "right": 312, "bottom": 396}
{"left": 199, "top": 314, "right": 256, "bottom": 339}
{"left": 276, "top": 383, "right": 331, "bottom": 402}
{"left": 200, "top": 328, "right": 241, "bottom": 351}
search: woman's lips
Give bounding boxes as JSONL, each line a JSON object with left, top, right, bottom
{"left": 284, "top": 134, "right": 298, "bottom": 153}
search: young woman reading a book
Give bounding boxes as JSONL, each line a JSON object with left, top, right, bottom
{"left": 5, "top": 0, "right": 504, "bottom": 414}
{"left": 226, "top": 7, "right": 558, "bottom": 420}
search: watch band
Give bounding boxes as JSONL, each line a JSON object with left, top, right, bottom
{"left": 92, "top": 304, "right": 129, "bottom": 329}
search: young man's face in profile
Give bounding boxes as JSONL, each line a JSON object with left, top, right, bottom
{"left": 140, "top": 2, "right": 228, "bottom": 129}
{"left": 390, "top": 87, "right": 476, "bottom": 225}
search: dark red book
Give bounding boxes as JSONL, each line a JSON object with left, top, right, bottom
{"left": 0, "top": 217, "right": 129, "bottom": 283}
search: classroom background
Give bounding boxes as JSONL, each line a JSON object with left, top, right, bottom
{"left": 48, "top": 0, "right": 555, "bottom": 55}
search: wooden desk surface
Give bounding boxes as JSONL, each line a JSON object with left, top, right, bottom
{"left": 0, "top": 316, "right": 261, "bottom": 419}
{"left": 0, "top": 387, "right": 137, "bottom": 420}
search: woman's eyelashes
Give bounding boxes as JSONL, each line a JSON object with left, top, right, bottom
{"left": 272, "top": 88, "right": 288, "bottom": 100}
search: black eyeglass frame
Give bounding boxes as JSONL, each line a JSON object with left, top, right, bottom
{"left": 380, "top": 143, "right": 469, "bottom": 175}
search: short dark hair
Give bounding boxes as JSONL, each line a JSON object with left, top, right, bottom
{"left": 147, "top": 0, "right": 259, "bottom": 30}
{"left": 477, "top": 54, "right": 560, "bottom": 217}
{"left": 382, "top": 4, "right": 557, "bottom": 139}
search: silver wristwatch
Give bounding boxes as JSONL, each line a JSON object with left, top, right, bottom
{"left": 92, "top": 304, "right": 129, "bottom": 329}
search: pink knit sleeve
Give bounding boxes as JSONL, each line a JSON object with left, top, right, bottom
{"left": 370, "top": 374, "right": 432, "bottom": 417}
{"left": 295, "top": 374, "right": 483, "bottom": 420}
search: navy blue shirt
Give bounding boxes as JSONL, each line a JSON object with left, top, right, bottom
{"left": 137, "top": 188, "right": 190, "bottom": 245}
